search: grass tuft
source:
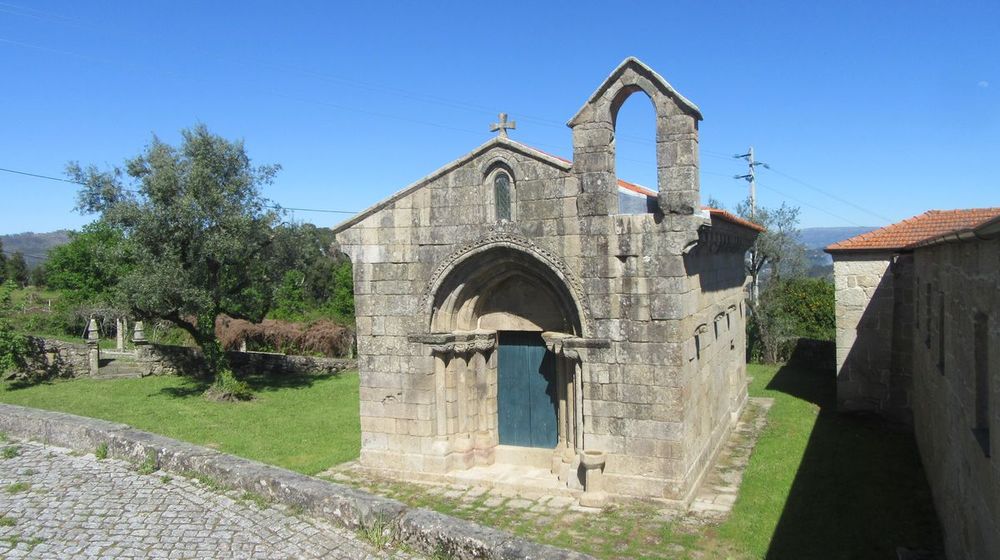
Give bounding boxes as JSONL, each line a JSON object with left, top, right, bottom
{"left": 5, "top": 482, "right": 30, "bottom": 494}
{"left": 358, "top": 513, "right": 398, "bottom": 551}
{"left": 0, "top": 515, "right": 15, "bottom": 527}
{"left": 1, "top": 445, "right": 19, "bottom": 459}
{"left": 94, "top": 442, "right": 108, "bottom": 460}
{"left": 239, "top": 491, "right": 271, "bottom": 509}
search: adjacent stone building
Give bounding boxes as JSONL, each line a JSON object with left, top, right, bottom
{"left": 828, "top": 209, "right": 1000, "bottom": 559}
{"left": 334, "top": 58, "right": 761, "bottom": 504}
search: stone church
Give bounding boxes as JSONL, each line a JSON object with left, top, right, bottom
{"left": 334, "top": 58, "right": 761, "bottom": 505}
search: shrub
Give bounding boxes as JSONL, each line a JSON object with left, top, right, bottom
{"left": 0, "top": 282, "right": 31, "bottom": 373}
{"left": 748, "top": 277, "right": 835, "bottom": 364}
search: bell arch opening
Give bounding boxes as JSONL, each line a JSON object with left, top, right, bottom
{"left": 430, "top": 246, "right": 583, "bottom": 336}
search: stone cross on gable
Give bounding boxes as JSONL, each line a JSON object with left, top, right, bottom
{"left": 490, "top": 113, "right": 516, "bottom": 138}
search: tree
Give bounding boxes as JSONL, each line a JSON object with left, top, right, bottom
{"left": 44, "top": 221, "right": 129, "bottom": 302}
{"left": 0, "top": 281, "right": 30, "bottom": 373}
{"left": 736, "top": 200, "right": 807, "bottom": 305}
{"left": 69, "top": 124, "right": 296, "bottom": 391}
{"left": 5, "top": 252, "right": 27, "bottom": 286}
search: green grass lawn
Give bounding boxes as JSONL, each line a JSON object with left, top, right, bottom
{"left": 0, "top": 371, "right": 361, "bottom": 475}
{"left": 0, "top": 363, "right": 942, "bottom": 558}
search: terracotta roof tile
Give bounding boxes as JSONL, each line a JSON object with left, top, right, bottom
{"left": 826, "top": 208, "right": 1000, "bottom": 253}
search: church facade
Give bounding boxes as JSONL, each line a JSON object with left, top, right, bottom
{"left": 334, "top": 58, "right": 761, "bottom": 504}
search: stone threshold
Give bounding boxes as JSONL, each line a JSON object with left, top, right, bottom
{"left": 0, "top": 403, "right": 593, "bottom": 560}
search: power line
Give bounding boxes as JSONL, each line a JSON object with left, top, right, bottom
{"left": 762, "top": 165, "right": 891, "bottom": 223}
{"left": 756, "top": 182, "right": 866, "bottom": 227}
{"left": 0, "top": 166, "right": 360, "bottom": 215}
{"left": 0, "top": 167, "right": 83, "bottom": 185}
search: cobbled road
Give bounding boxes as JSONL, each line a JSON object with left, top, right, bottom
{"left": 0, "top": 441, "right": 420, "bottom": 559}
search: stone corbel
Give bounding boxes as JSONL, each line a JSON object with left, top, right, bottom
{"left": 541, "top": 332, "right": 610, "bottom": 363}
{"left": 409, "top": 331, "right": 497, "bottom": 356}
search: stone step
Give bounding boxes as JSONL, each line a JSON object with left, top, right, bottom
{"left": 94, "top": 359, "right": 143, "bottom": 380}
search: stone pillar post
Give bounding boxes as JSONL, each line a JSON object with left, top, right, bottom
{"left": 86, "top": 317, "right": 100, "bottom": 377}
{"left": 132, "top": 320, "right": 150, "bottom": 373}
{"left": 116, "top": 317, "right": 126, "bottom": 351}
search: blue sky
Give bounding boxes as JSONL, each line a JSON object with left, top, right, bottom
{"left": 0, "top": 1, "right": 997, "bottom": 236}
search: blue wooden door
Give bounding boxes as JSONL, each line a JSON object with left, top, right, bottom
{"left": 497, "top": 331, "right": 558, "bottom": 448}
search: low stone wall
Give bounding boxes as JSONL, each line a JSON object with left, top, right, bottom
{"left": 4, "top": 337, "right": 92, "bottom": 381}
{"left": 11, "top": 337, "right": 355, "bottom": 380}
{"left": 138, "top": 344, "right": 356, "bottom": 377}
{"left": 0, "top": 403, "right": 591, "bottom": 560}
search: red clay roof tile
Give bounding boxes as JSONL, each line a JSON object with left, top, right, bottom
{"left": 826, "top": 208, "right": 1000, "bottom": 253}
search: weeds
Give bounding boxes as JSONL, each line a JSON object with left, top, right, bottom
{"left": 240, "top": 491, "right": 271, "bottom": 509}
{"left": 2, "top": 445, "right": 19, "bottom": 459}
{"left": 0, "top": 515, "right": 15, "bottom": 527}
{"left": 94, "top": 442, "right": 108, "bottom": 460}
{"left": 178, "top": 470, "right": 229, "bottom": 493}
{"left": 5, "top": 482, "right": 30, "bottom": 494}
{"left": 358, "top": 513, "right": 398, "bottom": 552}
{"left": 136, "top": 449, "right": 158, "bottom": 475}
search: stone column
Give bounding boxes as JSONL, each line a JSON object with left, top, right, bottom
{"left": 86, "top": 317, "right": 100, "bottom": 376}
{"left": 116, "top": 317, "right": 126, "bottom": 351}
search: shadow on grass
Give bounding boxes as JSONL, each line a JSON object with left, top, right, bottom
{"left": 155, "top": 370, "right": 343, "bottom": 399}
{"left": 764, "top": 363, "right": 943, "bottom": 559}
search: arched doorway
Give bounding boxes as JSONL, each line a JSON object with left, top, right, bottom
{"left": 424, "top": 244, "right": 586, "bottom": 473}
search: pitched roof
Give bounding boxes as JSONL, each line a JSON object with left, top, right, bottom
{"left": 825, "top": 208, "right": 1000, "bottom": 253}
{"left": 332, "top": 137, "right": 763, "bottom": 234}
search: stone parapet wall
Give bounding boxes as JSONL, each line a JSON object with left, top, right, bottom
{"left": 911, "top": 237, "right": 999, "bottom": 560}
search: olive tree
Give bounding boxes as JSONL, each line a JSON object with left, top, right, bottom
{"left": 69, "top": 125, "right": 298, "bottom": 390}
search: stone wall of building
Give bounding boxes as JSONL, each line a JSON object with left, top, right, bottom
{"left": 336, "top": 60, "right": 757, "bottom": 503}
{"left": 831, "top": 253, "right": 913, "bottom": 421}
{"left": 911, "top": 237, "right": 999, "bottom": 560}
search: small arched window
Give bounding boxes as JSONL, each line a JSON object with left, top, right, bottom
{"left": 494, "top": 172, "right": 512, "bottom": 221}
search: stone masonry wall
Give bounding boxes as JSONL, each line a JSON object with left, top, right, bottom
{"left": 832, "top": 254, "right": 896, "bottom": 413}
{"left": 337, "top": 141, "right": 753, "bottom": 501}
{"left": 6, "top": 337, "right": 92, "bottom": 380}
{"left": 911, "top": 237, "right": 999, "bottom": 560}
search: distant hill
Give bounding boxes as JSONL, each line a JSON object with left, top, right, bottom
{"left": 796, "top": 227, "right": 877, "bottom": 250}
{"left": 0, "top": 230, "right": 72, "bottom": 267}
{"left": 797, "top": 226, "right": 878, "bottom": 276}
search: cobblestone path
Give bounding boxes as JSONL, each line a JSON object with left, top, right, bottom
{"left": 0, "top": 441, "right": 419, "bottom": 559}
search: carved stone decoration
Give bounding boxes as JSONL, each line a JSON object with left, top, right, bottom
{"left": 421, "top": 232, "right": 595, "bottom": 336}
{"left": 409, "top": 331, "right": 497, "bottom": 356}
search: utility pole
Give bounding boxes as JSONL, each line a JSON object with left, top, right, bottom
{"left": 734, "top": 146, "right": 768, "bottom": 306}
{"left": 734, "top": 146, "right": 768, "bottom": 221}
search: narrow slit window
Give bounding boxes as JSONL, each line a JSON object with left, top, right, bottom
{"left": 937, "top": 292, "right": 946, "bottom": 374}
{"left": 494, "top": 172, "right": 512, "bottom": 221}
{"left": 974, "top": 313, "right": 990, "bottom": 457}
{"left": 925, "top": 284, "right": 932, "bottom": 349}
